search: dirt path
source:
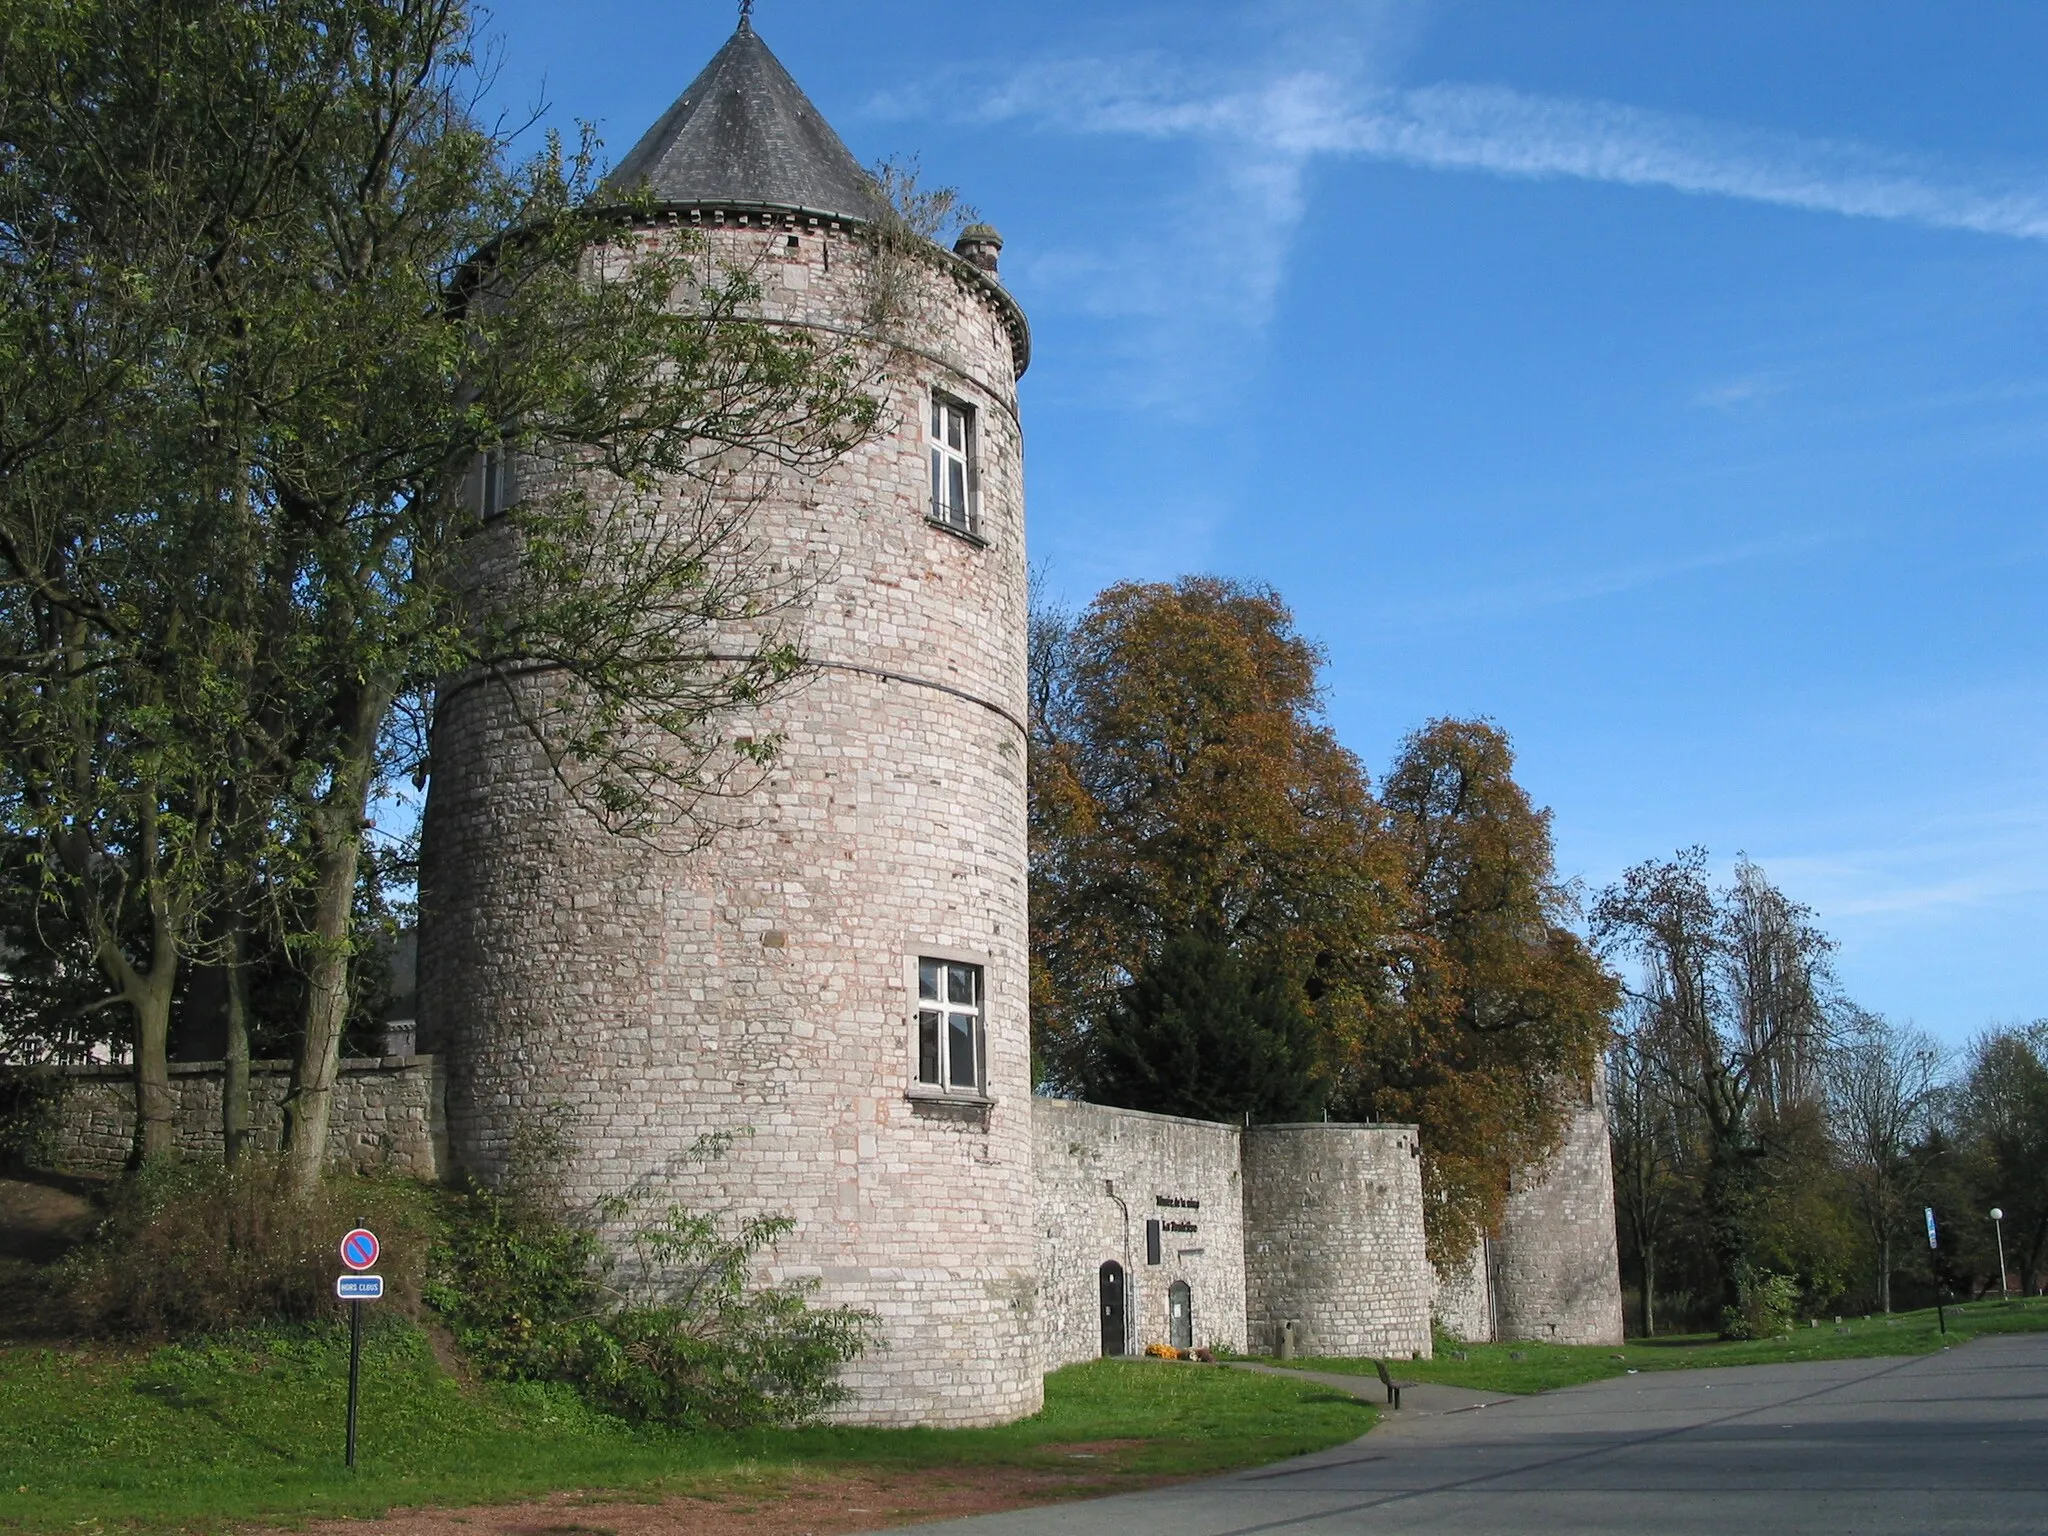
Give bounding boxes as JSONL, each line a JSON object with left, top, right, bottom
{"left": 0, "top": 1171, "right": 97, "bottom": 1263}
{"left": 0, "top": 1171, "right": 99, "bottom": 1341}
{"left": 288, "top": 1463, "right": 1170, "bottom": 1536}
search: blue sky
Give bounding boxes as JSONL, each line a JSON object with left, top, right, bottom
{"left": 473, "top": 0, "right": 2045, "bottom": 1041}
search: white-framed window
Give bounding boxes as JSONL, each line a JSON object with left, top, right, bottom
{"left": 928, "top": 394, "right": 977, "bottom": 536}
{"left": 474, "top": 442, "right": 518, "bottom": 520}
{"left": 916, "top": 956, "right": 983, "bottom": 1093}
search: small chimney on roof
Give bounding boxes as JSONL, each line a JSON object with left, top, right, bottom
{"left": 954, "top": 223, "right": 1003, "bottom": 275}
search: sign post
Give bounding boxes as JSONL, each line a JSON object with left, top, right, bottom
{"left": 1926, "top": 1208, "right": 1944, "bottom": 1335}
{"left": 338, "top": 1227, "right": 382, "bottom": 1469}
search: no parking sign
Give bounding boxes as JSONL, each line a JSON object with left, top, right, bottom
{"left": 337, "top": 1226, "right": 381, "bottom": 1469}
{"left": 340, "top": 1228, "right": 380, "bottom": 1271}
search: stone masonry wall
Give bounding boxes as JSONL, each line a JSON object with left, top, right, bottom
{"left": 46, "top": 1057, "right": 446, "bottom": 1179}
{"left": 419, "top": 219, "right": 1041, "bottom": 1427}
{"left": 1432, "top": 1240, "right": 1495, "bottom": 1344}
{"left": 1243, "top": 1124, "right": 1433, "bottom": 1360}
{"left": 1492, "top": 1095, "right": 1626, "bottom": 1346}
{"left": 1033, "top": 1099, "right": 1246, "bottom": 1369}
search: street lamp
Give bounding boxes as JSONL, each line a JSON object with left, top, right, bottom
{"left": 1991, "top": 1208, "right": 2009, "bottom": 1301}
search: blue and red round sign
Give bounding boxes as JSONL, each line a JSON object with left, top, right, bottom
{"left": 340, "top": 1228, "right": 380, "bottom": 1271}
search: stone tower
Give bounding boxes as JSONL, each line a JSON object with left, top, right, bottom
{"left": 1433, "top": 1076, "right": 1627, "bottom": 1347}
{"left": 417, "top": 17, "right": 1039, "bottom": 1426}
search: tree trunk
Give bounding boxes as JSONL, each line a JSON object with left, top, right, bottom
{"left": 128, "top": 965, "right": 177, "bottom": 1165}
{"left": 1880, "top": 1235, "right": 1891, "bottom": 1314}
{"left": 282, "top": 693, "right": 382, "bottom": 1195}
{"left": 283, "top": 816, "right": 365, "bottom": 1193}
{"left": 222, "top": 911, "right": 252, "bottom": 1163}
{"left": 1704, "top": 1146, "right": 1758, "bottom": 1318}
{"left": 1642, "top": 1243, "right": 1657, "bottom": 1337}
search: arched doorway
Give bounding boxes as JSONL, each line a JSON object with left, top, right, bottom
{"left": 1168, "top": 1280, "right": 1193, "bottom": 1351}
{"left": 1099, "top": 1261, "right": 1127, "bottom": 1356}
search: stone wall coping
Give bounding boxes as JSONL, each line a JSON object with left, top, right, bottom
{"left": 1248, "top": 1121, "right": 1421, "bottom": 1134}
{"left": 1034, "top": 1099, "right": 1423, "bottom": 1139}
{"left": 45, "top": 1055, "right": 439, "bottom": 1080}
{"left": 1033, "top": 1097, "right": 1248, "bottom": 1134}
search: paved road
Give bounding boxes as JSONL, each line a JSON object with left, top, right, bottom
{"left": 944, "top": 1333, "right": 2048, "bottom": 1536}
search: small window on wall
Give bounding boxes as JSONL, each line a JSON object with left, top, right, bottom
{"left": 916, "top": 958, "right": 983, "bottom": 1093}
{"left": 473, "top": 442, "right": 518, "bottom": 520}
{"left": 928, "top": 394, "right": 978, "bottom": 537}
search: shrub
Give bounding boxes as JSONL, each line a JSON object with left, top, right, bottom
{"left": 0, "top": 1069, "right": 66, "bottom": 1171}
{"left": 427, "top": 1186, "right": 875, "bottom": 1429}
{"left": 1722, "top": 1268, "right": 1800, "bottom": 1340}
{"left": 52, "top": 1156, "right": 432, "bottom": 1338}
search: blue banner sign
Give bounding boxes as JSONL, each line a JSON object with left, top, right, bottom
{"left": 1926, "top": 1207, "right": 1938, "bottom": 1250}
{"left": 336, "top": 1274, "right": 385, "bottom": 1301}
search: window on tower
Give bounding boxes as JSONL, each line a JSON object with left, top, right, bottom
{"left": 915, "top": 957, "right": 984, "bottom": 1094}
{"left": 471, "top": 441, "right": 519, "bottom": 520}
{"left": 928, "top": 394, "right": 979, "bottom": 538}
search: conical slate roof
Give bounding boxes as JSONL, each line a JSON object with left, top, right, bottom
{"left": 600, "top": 21, "right": 885, "bottom": 223}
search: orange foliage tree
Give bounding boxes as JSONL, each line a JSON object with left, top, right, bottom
{"left": 1028, "top": 576, "right": 1395, "bottom": 1100}
{"left": 1029, "top": 578, "right": 1616, "bottom": 1267}
{"left": 1353, "top": 719, "right": 1617, "bottom": 1265}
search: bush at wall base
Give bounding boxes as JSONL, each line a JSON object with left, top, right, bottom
{"left": 425, "top": 1186, "right": 876, "bottom": 1429}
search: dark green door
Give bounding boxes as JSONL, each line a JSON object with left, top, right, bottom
{"left": 1099, "top": 1261, "right": 1126, "bottom": 1356}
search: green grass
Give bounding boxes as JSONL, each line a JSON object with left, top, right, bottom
{"left": 0, "top": 1325, "right": 1371, "bottom": 1535}
{"left": 1294, "top": 1295, "right": 2048, "bottom": 1395}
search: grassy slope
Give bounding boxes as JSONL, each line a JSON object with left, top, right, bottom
{"left": 1296, "top": 1296, "right": 2048, "bottom": 1395}
{"left": 0, "top": 1331, "right": 1372, "bottom": 1536}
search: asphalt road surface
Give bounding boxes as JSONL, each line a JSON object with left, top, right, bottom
{"left": 941, "top": 1332, "right": 2048, "bottom": 1536}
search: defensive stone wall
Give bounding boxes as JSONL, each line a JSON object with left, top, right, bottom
{"left": 1492, "top": 1096, "right": 1626, "bottom": 1345}
{"left": 43, "top": 1057, "right": 446, "bottom": 1179}
{"left": 1432, "top": 1239, "right": 1495, "bottom": 1343}
{"left": 1243, "top": 1124, "right": 1433, "bottom": 1360}
{"left": 1033, "top": 1099, "right": 1246, "bottom": 1368}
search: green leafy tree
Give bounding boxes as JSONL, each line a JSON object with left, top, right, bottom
{"left": 1083, "top": 931, "right": 1327, "bottom": 1122}
{"left": 0, "top": 0, "right": 882, "bottom": 1180}
{"left": 1826, "top": 1009, "right": 1945, "bottom": 1311}
{"left": 1594, "top": 851, "right": 1835, "bottom": 1320}
{"left": 1950, "top": 1023, "right": 2048, "bottom": 1294}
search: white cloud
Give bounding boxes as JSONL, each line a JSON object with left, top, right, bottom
{"left": 1694, "top": 373, "right": 1789, "bottom": 410}
{"left": 870, "top": 12, "right": 2048, "bottom": 404}
{"left": 933, "top": 61, "right": 2048, "bottom": 244}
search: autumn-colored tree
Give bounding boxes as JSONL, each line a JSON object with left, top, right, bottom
{"left": 1343, "top": 719, "right": 1617, "bottom": 1266}
{"left": 1027, "top": 577, "right": 1395, "bottom": 1096}
{"left": 1030, "top": 585, "right": 1617, "bottom": 1268}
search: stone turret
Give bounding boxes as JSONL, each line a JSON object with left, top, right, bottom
{"left": 1434, "top": 1074, "right": 1627, "bottom": 1347}
{"left": 418, "top": 19, "right": 1038, "bottom": 1426}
